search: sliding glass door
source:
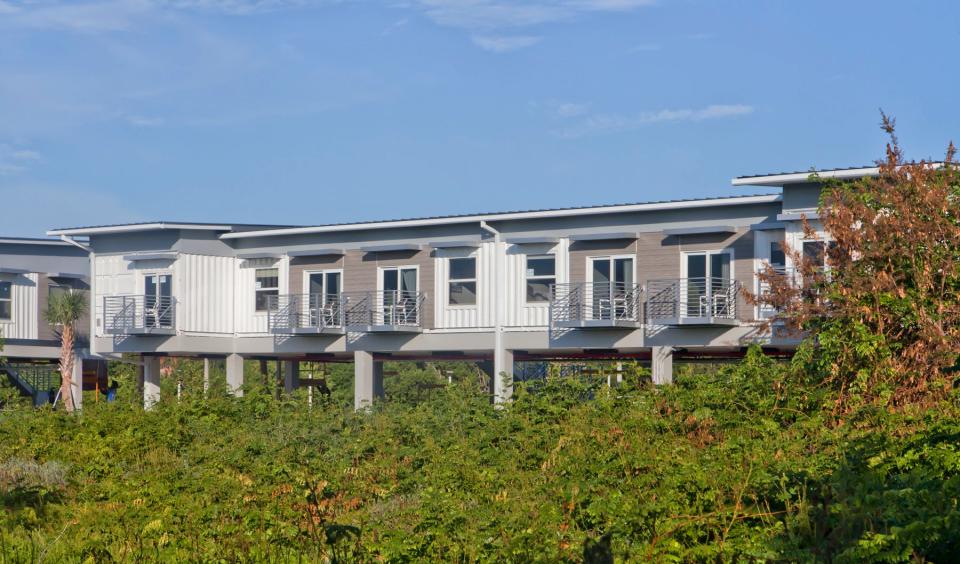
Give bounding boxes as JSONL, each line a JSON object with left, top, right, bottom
{"left": 683, "top": 252, "right": 731, "bottom": 317}
{"left": 589, "top": 257, "right": 634, "bottom": 320}
{"left": 381, "top": 267, "right": 418, "bottom": 325}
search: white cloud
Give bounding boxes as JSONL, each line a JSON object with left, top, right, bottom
{"left": 416, "top": 0, "right": 655, "bottom": 30}
{"left": 0, "top": 145, "right": 42, "bottom": 175}
{"left": 471, "top": 35, "right": 542, "bottom": 53}
{"left": 557, "top": 104, "right": 754, "bottom": 138}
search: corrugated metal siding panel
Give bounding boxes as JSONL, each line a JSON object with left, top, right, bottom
{"left": 178, "top": 254, "right": 234, "bottom": 334}
{"left": 505, "top": 239, "right": 567, "bottom": 328}
{"left": 235, "top": 256, "right": 287, "bottom": 335}
{"left": 433, "top": 243, "right": 493, "bottom": 329}
{"left": 0, "top": 273, "right": 38, "bottom": 340}
{"left": 93, "top": 255, "right": 136, "bottom": 337}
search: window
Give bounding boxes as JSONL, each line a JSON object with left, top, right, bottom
{"left": 0, "top": 281, "right": 10, "bottom": 321}
{"left": 770, "top": 242, "right": 786, "bottom": 268}
{"left": 802, "top": 241, "right": 826, "bottom": 268}
{"left": 448, "top": 257, "right": 477, "bottom": 305}
{"left": 525, "top": 255, "right": 555, "bottom": 303}
{"left": 255, "top": 268, "right": 279, "bottom": 312}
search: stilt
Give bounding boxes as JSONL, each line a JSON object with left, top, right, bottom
{"left": 203, "top": 358, "right": 210, "bottom": 397}
{"left": 493, "top": 347, "right": 514, "bottom": 404}
{"left": 354, "top": 351, "right": 384, "bottom": 410}
{"left": 143, "top": 356, "right": 161, "bottom": 409}
{"left": 283, "top": 360, "right": 299, "bottom": 394}
{"left": 226, "top": 354, "right": 244, "bottom": 397}
{"left": 652, "top": 346, "right": 674, "bottom": 385}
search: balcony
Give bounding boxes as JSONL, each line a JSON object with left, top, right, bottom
{"left": 103, "top": 295, "right": 176, "bottom": 335}
{"left": 341, "top": 290, "right": 426, "bottom": 332}
{"left": 267, "top": 294, "right": 345, "bottom": 335}
{"left": 645, "top": 277, "right": 740, "bottom": 326}
{"left": 550, "top": 282, "right": 643, "bottom": 329}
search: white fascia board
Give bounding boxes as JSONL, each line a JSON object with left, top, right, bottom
{"left": 0, "top": 238, "right": 73, "bottom": 247}
{"left": 47, "top": 223, "right": 233, "bottom": 236}
{"left": 732, "top": 167, "right": 879, "bottom": 186}
{"left": 220, "top": 194, "right": 783, "bottom": 240}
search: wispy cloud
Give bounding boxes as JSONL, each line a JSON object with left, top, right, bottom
{"left": 471, "top": 35, "right": 542, "bottom": 53}
{"left": 0, "top": 144, "right": 42, "bottom": 175}
{"left": 416, "top": 0, "right": 655, "bottom": 30}
{"left": 556, "top": 104, "right": 754, "bottom": 138}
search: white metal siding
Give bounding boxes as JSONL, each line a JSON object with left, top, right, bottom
{"left": 178, "top": 254, "right": 235, "bottom": 335}
{"left": 505, "top": 239, "right": 568, "bottom": 328}
{"left": 93, "top": 255, "right": 137, "bottom": 337}
{"left": 0, "top": 273, "right": 38, "bottom": 340}
{"left": 433, "top": 242, "right": 496, "bottom": 329}
{"left": 235, "top": 257, "right": 287, "bottom": 335}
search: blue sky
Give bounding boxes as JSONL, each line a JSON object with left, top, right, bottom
{"left": 1, "top": 0, "right": 958, "bottom": 236}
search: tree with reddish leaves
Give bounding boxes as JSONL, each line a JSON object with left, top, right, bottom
{"left": 750, "top": 114, "right": 960, "bottom": 411}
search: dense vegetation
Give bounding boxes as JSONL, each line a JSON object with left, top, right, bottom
{"left": 1, "top": 351, "right": 959, "bottom": 562}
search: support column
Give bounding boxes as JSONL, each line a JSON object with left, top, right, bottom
{"left": 71, "top": 354, "right": 84, "bottom": 410}
{"left": 226, "top": 354, "right": 244, "bottom": 397}
{"left": 203, "top": 358, "right": 210, "bottom": 397}
{"left": 354, "top": 351, "right": 384, "bottom": 411}
{"left": 651, "top": 346, "right": 674, "bottom": 386}
{"left": 493, "top": 347, "right": 514, "bottom": 404}
{"left": 283, "top": 360, "right": 300, "bottom": 394}
{"left": 143, "top": 356, "right": 161, "bottom": 409}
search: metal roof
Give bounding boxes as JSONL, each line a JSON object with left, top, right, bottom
{"left": 0, "top": 236, "right": 75, "bottom": 246}
{"left": 733, "top": 161, "right": 950, "bottom": 187}
{"left": 221, "top": 193, "right": 782, "bottom": 240}
{"left": 47, "top": 221, "right": 299, "bottom": 237}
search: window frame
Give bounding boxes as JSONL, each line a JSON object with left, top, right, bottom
{"left": 524, "top": 254, "right": 556, "bottom": 305}
{"left": 447, "top": 256, "right": 478, "bottom": 307}
{"left": 254, "top": 267, "right": 280, "bottom": 313}
{"left": 302, "top": 269, "right": 344, "bottom": 306}
{"left": 0, "top": 280, "right": 11, "bottom": 322}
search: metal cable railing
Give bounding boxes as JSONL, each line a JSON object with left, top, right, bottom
{"left": 267, "top": 293, "right": 344, "bottom": 333}
{"left": 645, "top": 277, "right": 740, "bottom": 322}
{"left": 550, "top": 282, "right": 642, "bottom": 327}
{"left": 341, "top": 290, "right": 426, "bottom": 328}
{"left": 103, "top": 295, "right": 176, "bottom": 334}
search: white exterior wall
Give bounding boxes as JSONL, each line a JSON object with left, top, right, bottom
{"left": 433, "top": 242, "right": 495, "bottom": 329}
{"left": 93, "top": 254, "right": 138, "bottom": 337}
{"left": 504, "top": 239, "right": 568, "bottom": 328}
{"left": 0, "top": 273, "right": 39, "bottom": 340}
{"left": 178, "top": 254, "right": 235, "bottom": 335}
{"left": 235, "top": 256, "right": 287, "bottom": 335}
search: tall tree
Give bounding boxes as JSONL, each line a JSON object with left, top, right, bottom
{"left": 44, "top": 291, "right": 87, "bottom": 412}
{"left": 750, "top": 114, "right": 960, "bottom": 410}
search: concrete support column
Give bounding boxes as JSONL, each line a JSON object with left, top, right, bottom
{"left": 283, "top": 360, "right": 300, "bottom": 394}
{"left": 354, "top": 351, "right": 384, "bottom": 411}
{"left": 203, "top": 358, "right": 211, "bottom": 397}
{"left": 71, "top": 354, "right": 84, "bottom": 410}
{"left": 493, "top": 347, "right": 514, "bottom": 404}
{"left": 226, "top": 354, "right": 244, "bottom": 397}
{"left": 143, "top": 356, "right": 161, "bottom": 410}
{"left": 651, "top": 346, "right": 674, "bottom": 385}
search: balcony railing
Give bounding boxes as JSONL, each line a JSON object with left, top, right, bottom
{"left": 103, "top": 295, "right": 176, "bottom": 335}
{"left": 341, "top": 290, "right": 426, "bottom": 332}
{"left": 645, "top": 277, "right": 740, "bottom": 326}
{"left": 267, "top": 293, "right": 344, "bottom": 335}
{"left": 550, "top": 282, "right": 643, "bottom": 329}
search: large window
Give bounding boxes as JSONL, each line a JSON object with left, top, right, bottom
{"left": 525, "top": 255, "right": 555, "bottom": 303}
{"left": 0, "top": 281, "right": 10, "bottom": 321}
{"left": 448, "top": 257, "right": 477, "bottom": 306}
{"left": 255, "top": 268, "right": 279, "bottom": 312}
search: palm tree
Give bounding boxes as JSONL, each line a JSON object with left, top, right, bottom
{"left": 44, "top": 291, "right": 87, "bottom": 412}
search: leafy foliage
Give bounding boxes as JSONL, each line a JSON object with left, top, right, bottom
{"left": 1, "top": 355, "right": 958, "bottom": 561}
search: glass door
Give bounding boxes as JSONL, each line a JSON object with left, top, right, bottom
{"left": 144, "top": 273, "right": 172, "bottom": 328}
{"left": 684, "top": 252, "right": 731, "bottom": 317}
{"left": 307, "top": 272, "right": 342, "bottom": 326}
{"left": 381, "top": 267, "right": 417, "bottom": 325}
{"left": 590, "top": 257, "right": 634, "bottom": 319}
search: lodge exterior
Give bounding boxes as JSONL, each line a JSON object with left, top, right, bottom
{"left": 29, "top": 166, "right": 868, "bottom": 409}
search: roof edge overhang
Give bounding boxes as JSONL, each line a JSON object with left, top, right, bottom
{"left": 732, "top": 167, "right": 880, "bottom": 187}
{"left": 220, "top": 194, "right": 782, "bottom": 241}
{"left": 47, "top": 222, "right": 235, "bottom": 237}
